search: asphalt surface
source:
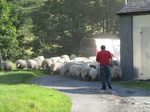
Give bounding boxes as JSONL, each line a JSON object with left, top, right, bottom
{"left": 31, "top": 75, "right": 150, "bottom": 112}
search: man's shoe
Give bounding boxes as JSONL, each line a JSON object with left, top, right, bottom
{"left": 100, "top": 88, "right": 106, "bottom": 90}
{"left": 108, "top": 85, "right": 112, "bottom": 89}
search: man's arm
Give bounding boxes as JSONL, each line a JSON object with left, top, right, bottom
{"left": 96, "top": 52, "right": 100, "bottom": 62}
{"left": 110, "top": 58, "right": 113, "bottom": 67}
{"left": 109, "top": 51, "right": 113, "bottom": 67}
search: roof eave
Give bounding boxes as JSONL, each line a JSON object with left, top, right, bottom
{"left": 116, "top": 10, "right": 150, "bottom": 16}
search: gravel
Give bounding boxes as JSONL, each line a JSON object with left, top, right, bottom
{"left": 31, "top": 75, "right": 150, "bottom": 112}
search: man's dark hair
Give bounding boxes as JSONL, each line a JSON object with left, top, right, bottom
{"left": 101, "top": 45, "right": 105, "bottom": 50}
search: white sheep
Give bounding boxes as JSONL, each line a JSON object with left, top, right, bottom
{"left": 81, "top": 66, "right": 91, "bottom": 79}
{"left": 60, "top": 61, "right": 77, "bottom": 76}
{"left": 27, "top": 59, "right": 39, "bottom": 70}
{"left": 33, "top": 58, "right": 42, "bottom": 68}
{"left": 68, "top": 65, "right": 77, "bottom": 77}
{"left": 0, "top": 52, "right": 12, "bottom": 71}
{"left": 88, "top": 56, "right": 96, "bottom": 62}
{"left": 89, "top": 68, "right": 98, "bottom": 81}
{"left": 113, "top": 60, "right": 120, "bottom": 66}
{"left": 81, "top": 61, "right": 93, "bottom": 66}
{"left": 74, "top": 65, "right": 83, "bottom": 78}
{"left": 15, "top": 59, "right": 27, "bottom": 70}
{"left": 111, "top": 65, "right": 122, "bottom": 80}
{"left": 1, "top": 61, "right": 12, "bottom": 71}
{"left": 50, "top": 57, "right": 61, "bottom": 63}
{"left": 41, "top": 59, "right": 52, "bottom": 68}
{"left": 37, "top": 56, "right": 45, "bottom": 62}
{"left": 72, "top": 57, "right": 87, "bottom": 62}
{"left": 61, "top": 55, "right": 70, "bottom": 62}
{"left": 69, "top": 64, "right": 83, "bottom": 78}
{"left": 70, "top": 54, "right": 77, "bottom": 60}
{"left": 50, "top": 61, "right": 64, "bottom": 74}
{"left": 89, "top": 62, "right": 99, "bottom": 69}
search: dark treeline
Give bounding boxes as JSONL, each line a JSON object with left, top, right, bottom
{"left": 0, "top": 0, "right": 130, "bottom": 61}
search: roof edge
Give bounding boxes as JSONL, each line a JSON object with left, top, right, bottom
{"left": 116, "top": 10, "right": 150, "bottom": 16}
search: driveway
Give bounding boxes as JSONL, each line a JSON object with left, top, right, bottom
{"left": 31, "top": 75, "right": 150, "bottom": 112}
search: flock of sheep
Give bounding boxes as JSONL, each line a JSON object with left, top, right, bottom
{"left": 0, "top": 54, "right": 122, "bottom": 81}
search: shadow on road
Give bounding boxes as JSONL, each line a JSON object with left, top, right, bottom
{"left": 31, "top": 75, "right": 150, "bottom": 97}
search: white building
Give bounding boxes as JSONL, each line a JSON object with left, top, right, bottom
{"left": 117, "top": 0, "right": 150, "bottom": 81}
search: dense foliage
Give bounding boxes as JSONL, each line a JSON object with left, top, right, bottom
{"left": 0, "top": 0, "right": 19, "bottom": 60}
{"left": 31, "top": 0, "right": 124, "bottom": 57}
{"left": 1, "top": 0, "right": 131, "bottom": 60}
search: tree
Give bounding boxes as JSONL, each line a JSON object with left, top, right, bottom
{"left": 101, "top": 0, "right": 123, "bottom": 34}
{"left": 10, "top": 0, "right": 48, "bottom": 59}
{"left": 0, "top": 0, "right": 19, "bottom": 60}
{"left": 31, "top": 0, "right": 123, "bottom": 57}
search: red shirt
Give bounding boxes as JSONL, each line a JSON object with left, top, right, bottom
{"left": 96, "top": 50, "right": 112, "bottom": 65}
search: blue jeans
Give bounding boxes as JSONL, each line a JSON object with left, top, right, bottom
{"left": 100, "top": 65, "right": 111, "bottom": 89}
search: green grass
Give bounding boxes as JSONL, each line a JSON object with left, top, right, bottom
{"left": 114, "top": 81, "right": 150, "bottom": 90}
{"left": 1, "top": 63, "right": 150, "bottom": 112}
{"left": 0, "top": 84, "right": 71, "bottom": 112}
{"left": 0, "top": 64, "right": 71, "bottom": 112}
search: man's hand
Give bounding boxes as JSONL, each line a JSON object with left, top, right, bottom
{"left": 110, "top": 64, "right": 113, "bottom": 68}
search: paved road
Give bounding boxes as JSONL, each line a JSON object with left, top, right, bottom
{"left": 31, "top": 75, "right": 150, "bottom": 112}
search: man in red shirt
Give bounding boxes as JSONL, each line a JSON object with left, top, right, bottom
{"left": 96, "top": 45, "right": 113, "bottom": 90}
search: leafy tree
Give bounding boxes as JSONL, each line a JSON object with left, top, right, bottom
{"left": 10, "top": 0, "right": 48, "bottom": 59}
{"left": 101, "top": 0, "right": 123, "bottom": 34}
{"left": 0, "top": 0, "right": 19, "bottom": 60}
{"left": 32, "top": 0, "right": 123, "bottom": 57}
{"left": 7, "top": 0, "right": 124, "bottom": 58}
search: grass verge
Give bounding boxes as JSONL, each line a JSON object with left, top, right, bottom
{"left": 0, "top": 84, "right": 71, "bottom": 112}
{"left": 114, "top": 81, "right": 150, "bottom": 90}
{"left": 0, "top": 64, "right": 71, "bottom": 112}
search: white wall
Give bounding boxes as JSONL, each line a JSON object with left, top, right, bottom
{"left": 133, "top": 15, "right": 150, "bottom": 80}
{"left": 133, "top": 15, "right": 150, "bottom": 27}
